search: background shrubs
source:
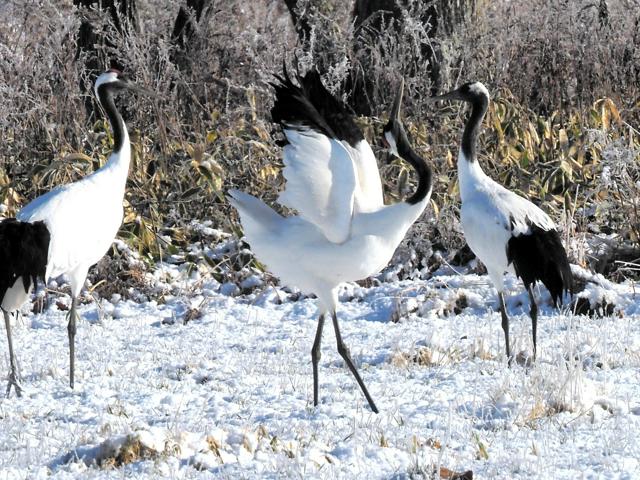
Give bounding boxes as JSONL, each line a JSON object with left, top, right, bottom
{"left": 1, "top": 0, "right": 638, "bottom": 293}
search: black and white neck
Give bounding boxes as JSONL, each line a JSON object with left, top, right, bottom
{"left": 459, "top": 84, "right": 490, "bottom": 162}
{"left": 429, "top": 81, "right": 492, "bottom": 200}
{"left": 387, "top": 126, "right": 432, "bottom": 205}
{"left": 383, "top": 79, "right": 432, "bottom": 206}
{"left": 93, "top": 70, "right": 130, "bottom": 165}
{"left": 97, "top": 85, "right": 127, "bottom": 153}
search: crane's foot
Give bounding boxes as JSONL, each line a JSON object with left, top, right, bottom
{"left": 6, "top": 369, "right": 23, "bottom": 398}
{"left": 4, "top": 310, "right": 23, "bottom": 398}
{"left": 514, "top": 351, "right": 534, "bottom": 369}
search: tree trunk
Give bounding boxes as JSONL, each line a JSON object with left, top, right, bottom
{"left": 349, "top": 0, "right": 462, "bottom": 115}
{"left": 282, "top": 0, "right": 472, "bottom": 116}
{"left": 73, "top": 0, "right": 139, "bottom": 115}
{"left": 170, "top": 0, "right": 214, "bottom": 71}
{"left": 74, "top": 0, "right": 138, "bottom": 73}
{"left": 282, "top": 0, "right": 312, "bottom": 44}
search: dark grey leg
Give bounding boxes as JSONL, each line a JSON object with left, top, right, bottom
{"left": 527, "top": 285, "right": 538, "bottom": 362}
{"left": 3, "top": 310, "right": 23, "bottom": 398}
{"left": 498, "top": 292, "right": 512, "bottom": 366}
{"left": 311, "top": 314, "right": 325, "bottom": 407}
{"left": 331, "top": 311, "right": 379, "bottom": 414}
{"left": 67, "top": 297, "right": 79, "bottom": 389}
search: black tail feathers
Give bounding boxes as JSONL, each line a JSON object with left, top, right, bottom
{"left": 270, "top": 64, "right": 363, "bottom": 146}
{"left": 0, "top": 218, "right": 50, "bottom": 304}
{"left": 507, "top": 225, "right": 573, "bottom": 306}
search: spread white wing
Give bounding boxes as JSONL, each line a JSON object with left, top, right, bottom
{"left": 345, "top": 140, "right": 384, "bottom": 212}
{"left": 278, "top": 127, "right": 357, "bottom": 244}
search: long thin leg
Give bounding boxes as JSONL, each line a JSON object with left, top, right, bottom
{"left": 498, "top": 292, "right": 512, "bottom": 366}
{"left": 331, "top": 312, "right": 379, "bottom": 414}
{"left": 527, "top": 285, "right": 538, "bottom": 362}
{"left": 311, "top": 314, "right": 325, "bottom": 407}
{"left": 67, "top": 297, "right": 79, "bottom": 389}
{"left": 3, "top": 310, "right": 23, "bottom": 398}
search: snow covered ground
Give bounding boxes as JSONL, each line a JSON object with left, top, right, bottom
{"left": 1, "top": 249, "right": 640, "bottom": 479}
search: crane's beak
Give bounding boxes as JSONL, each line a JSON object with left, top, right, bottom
{"left": 128, "top": 83, "right": 158, "bottom": 98}
{"left": 117, "top": 75, "right": 158, "bottom": 98}
{"left": 390, "top": 78, "right": 405, "bottom": 122}
{"left": 382, "top": 79, "right": 405, "bottom": 160}
{"left": 428, "top": 88, "right": 462, "bottom": 103}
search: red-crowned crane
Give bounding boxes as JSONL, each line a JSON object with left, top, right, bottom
{"left": 228, "top": 69, "right": 432, "bottom": 413}
{"left": 6, "top": 70, "right": 150, "bottom": 391}
{"left": 430, "top": 82, "right": 573, "bottom": 363}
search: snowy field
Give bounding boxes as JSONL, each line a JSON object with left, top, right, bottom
{"left": 1, "top": 239, "right": 640, "bottom": 479}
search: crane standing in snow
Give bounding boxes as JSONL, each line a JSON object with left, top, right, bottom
{"left": 430, "top": 82, "right": 573, "bottom": 363}
{"left": 228, "top": 69, "right": 432, "bottom": 413}
{"left": 6, "top": 70, "right": 151, "bottom": 391}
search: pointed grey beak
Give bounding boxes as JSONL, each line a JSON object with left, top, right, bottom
{"left": 118, "top": 75, "right": 158, "bottom": 97}
{"left": 390, "top": 78, "right": 405, "bottom": 121}
{"left": 129, "top": 83, "right": 158, "bottom": 98}
{"left": 428, "top": 89, "right": 462, "bottom": 103}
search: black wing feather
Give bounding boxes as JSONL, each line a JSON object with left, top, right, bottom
{"left": 0, "top": 218, "right": 50, "bottom": 306}
{"left": 270, "top": 66, "right": 364, "bottom": 146}
{"left": 506, "top": 224, "right": 573, "bottom": 305}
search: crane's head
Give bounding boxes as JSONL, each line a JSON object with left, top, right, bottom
{"left": 429, "top": 81, "right": 490, "bottom": 104}
{"left": 382, "top": 78, "right": 407, "bottom": 158}
{"left": 94, "top": 69, "right": 155, "bottom": 100}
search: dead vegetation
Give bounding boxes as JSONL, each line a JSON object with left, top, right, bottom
{"left": 1, "top": 0, "right": 639, "bottom": 294}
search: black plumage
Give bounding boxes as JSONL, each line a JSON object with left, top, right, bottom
{"left": 271, "top": 66, "right": 364, "bottom": 147}
{"left": 0, "top": 218, "right": 50, "bottom": 304}
{"left": 382, "top": 81, "right": 432, "bottom": 206}
{"left": 506, "top": 224, "right": 573, "bottom": 305}
{"left": 1, "top": 218, "right": 50, "bottom": 397}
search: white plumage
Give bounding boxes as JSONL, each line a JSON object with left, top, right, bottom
{"left": 2, "top": 279, "right": 33, "bottom": 313}
{"left": 432, "top": 81, "right": 573, "bottom": 362}
{"left": 276, "top": 129, "right": 357, "bottom": 244}
{"left": 457, "top": 157, "right": 555, "bottom": 289}
{"left": 18, "top": 152, "right": 129, "bottom": 294}
{"left": 229, "top": 70, "right": 432, "bottom": 413}
{"left": 13, "top": 70, "right": 148, "bottom": 388}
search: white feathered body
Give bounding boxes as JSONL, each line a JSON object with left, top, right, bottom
{"left": 17, "top": 137, "right": 130, "bottom": 294}
{"left": 229, "top": 128, "right": 428, "bottom": 311}
{"left": 1, "top": 279, "right": 31, "bottom": 312}
{"left": 231, "top": 193, "right": 424, "bottom": 307}
{"left": 345, "top": 140, "right": 384, "bottom": 213}
{"left": 457, "top": 152, "right": 555, "bottom": 289}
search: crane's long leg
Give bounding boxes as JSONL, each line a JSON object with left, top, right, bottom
{"left": 67, "top": 297, "right": 80, "bottom": 389}
{"left": 331, "top": 311, "right": 379, "bottom": 414}
{"left": 527, "top": 285, "right": 538, "bottom": 362}
{"left": 3, "top": 310, "right": 23, "bottom": 398}
{"left": 311, "top": 314, "right": 325, "bottom": 407}
{"left": 498, "top": 292, "right": 512, "bottom": 366}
